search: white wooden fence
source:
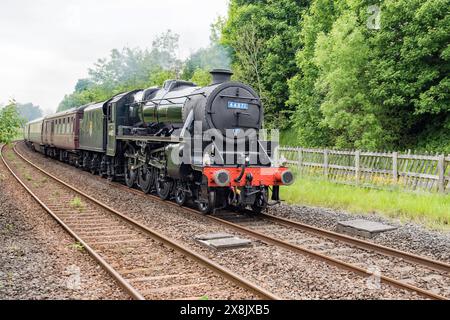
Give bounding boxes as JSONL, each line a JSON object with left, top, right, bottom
{"left": 279, "top": 147, "right": 450, "bottom": 193}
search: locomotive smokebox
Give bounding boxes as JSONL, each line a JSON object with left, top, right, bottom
{"left": 210, "top": 69, "right": 233, "bottom": 84}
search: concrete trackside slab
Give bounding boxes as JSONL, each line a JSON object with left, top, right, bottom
{"left": 337, "top": 219, "right": 397, "bottom": 238}
{"left": 194, "top": 232, "right": 234, "bottom": 241}
{"left": 195, "top": 233, "right": 252, "bottom": 249}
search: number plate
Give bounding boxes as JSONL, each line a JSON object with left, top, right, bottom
{"left": 227, "top": 101, "right": 249, "bottom": 110}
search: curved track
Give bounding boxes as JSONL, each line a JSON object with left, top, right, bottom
{"left": 1, "top": 143, "right": 279, "bottom": 300}
{"left": 12, "top": 141, "right": 450, "bottom": 300}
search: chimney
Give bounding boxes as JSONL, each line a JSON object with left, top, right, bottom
{"left": 210, "top": 69, "right": 233, "bottom": 85}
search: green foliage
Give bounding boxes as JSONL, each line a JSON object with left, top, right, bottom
{"left": 149, "top": 68, "right": 178, "bottom": 87}
{"left": 366, "top": 0, "right": 450, "bottom": 152}
{"left": 57, "top": 30, "right": 182, "bottom": 112}
{"left": 69, "top": 196, "right": 85, "bottom": 212}
{"left": 222, "top": 0, "right": 309, "bottom": 128}
{"left": 284, "top": 0, "right": 450, "bottom": 152}
{"left": 68, "top": 242, "right": 84, "bottom": 251}
{"left": 0, "top": 100, "right": 25, "bottom": 144}
{"left": 190, "top": 68, "right": 212, "bottom": 87}
{"left": 313, "top": 12, "right": 383, "bottom": 150}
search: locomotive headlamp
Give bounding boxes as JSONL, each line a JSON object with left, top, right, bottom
{"left": 280, "top": 170, "right": 294, "bottom": 185}
{"left": 213, "top": 170, "right": 231, "bottom": 186}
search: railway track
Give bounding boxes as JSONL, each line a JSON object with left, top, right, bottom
{"left": 211, "top": 212, "right": 450, "bottom": 300}
{"left": 1, "top": 143, "right": 279, "bottom": 300}
{"left": 13, "top": 141, "right": 450, "bottom": 300}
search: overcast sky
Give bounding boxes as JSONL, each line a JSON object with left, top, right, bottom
{"left": 0, "top": 0, "right": 228, "bottom": 114}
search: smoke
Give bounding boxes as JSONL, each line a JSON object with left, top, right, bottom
{"left": 183, "top": 43, "right": 232, "bottom": 79}
{"left": 208, "top": 44, "right": 232, "bottom": 70}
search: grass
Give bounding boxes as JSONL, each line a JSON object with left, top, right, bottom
{"left": 69, "top": 197, "right": 85, "bottom": 212}
{"left": 281, "top": 175, "right": 450, "bottom": 231}
{"left": 5, "top": 152, "right": 16, "bottom": 161}
{"left": 68, "top": 242, "right": 84, "bottom": 251}
{"left": 23, "top": 172, "right": 33, "bottom": 181}
{"left": 1, "top": 223, "right": 14, "bottom": 235}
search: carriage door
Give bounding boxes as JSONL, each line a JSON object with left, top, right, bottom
{"left": 106, "top": 102, "right": 116, "bottom": 156}
{"left": 51, "top": 120, "right": 55, "bottom": 145}
{"left": 44, "top": 121, "right": 50, "bottom": 144}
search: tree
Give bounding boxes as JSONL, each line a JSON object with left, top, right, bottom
{"left": 232, "top": 24, "right": 264, "bottom": 104}
{"left": 0, "top": 100, "right": 24, "bottom": 144}
{"left": 367, "top": 0, "right": 450, "bottom": 151}
{"left": 313, "top": 12, "right": 382, "bottom": 149}
{"left": 148, "top": 68, "right": 177, "bottom": 87}
{"left": 58, "top": 30, "right": 182, "bottom": 112}
{"left": 190, "top": 68, "right": 212, "bottom": 86}
{"left": 287, "top": 0, "right": 450, "bottom": 152}
{"left": 16, "top": 102, "right": 43, "bottom": 122}
{"left": 287, "top": 0, "right": 347, "bottom": 147}
{"left": 222, "top": 0, "right": 310, "bottom": 128}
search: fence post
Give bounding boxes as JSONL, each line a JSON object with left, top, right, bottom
{"left": 323, "top": 149, "right": 329, "bottom": 179}
{"left": 392, "top": 152, "right": 398, "bottom": 183}
{"left": 355, "top": 150, "right": 360, "bottom": 184}
{"left": 438, "top": 154, "right": 445, "bottom": 193}
{"left": 297, "top": 147, "right": 303, "bottom": 173}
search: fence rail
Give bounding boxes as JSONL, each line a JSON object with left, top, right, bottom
{"left": 279, "top": 147, "right": 450, "bottom": 194}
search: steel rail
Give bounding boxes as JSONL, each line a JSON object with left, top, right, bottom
{"left": 0, "top": 144, "right": 145, "bottom": 300}
{"left": 116, "top": 184, "right": 450, "bottom": 300}
{"left": 261, "top": 213, "right": 450, "bottom": 274}
{"left": 14, "top": 142, "right": 448, "bottom": 300}
{"left": 92, "top": 176, "right": 449, "bottom": 300}
{"left": 9, "top": 143, "right": 279, "bottom": 300}
{"left": 208, "top": 215, "right": 447, "bottom": 300}
{"left": 74, "top": 172, "right": 450, "bottom": 300}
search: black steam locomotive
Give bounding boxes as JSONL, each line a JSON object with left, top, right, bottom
{"left": 24, "top": 69, "right": 294, "bottom": 214}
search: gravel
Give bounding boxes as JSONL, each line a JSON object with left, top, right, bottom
{"left": 0, "top": 147, "right": 128, "bottom": 300}
{"left": 267, "top": 203, "right": 450, "bottom": 263}
{"left": 14, "top": 142, "right": 429, "bottom": 299}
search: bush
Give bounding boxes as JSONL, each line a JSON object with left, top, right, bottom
{"left": 0, "top": 101, "right": 24, "bottom": 144}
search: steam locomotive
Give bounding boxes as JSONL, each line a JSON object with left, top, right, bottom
{"left": 24, "top": 69, "right": 294, "bottom": 214}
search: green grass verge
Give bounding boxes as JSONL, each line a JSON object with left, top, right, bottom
{"left": 281, "top": 175, "right": 450, "bottom": 231}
